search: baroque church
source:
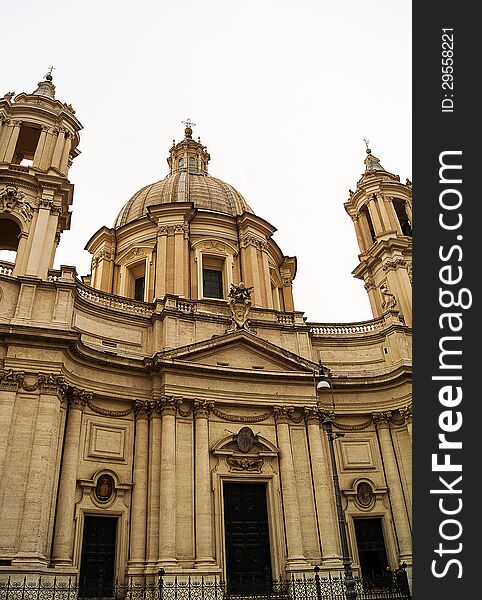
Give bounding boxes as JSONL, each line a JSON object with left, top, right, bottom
{"left": 0, "top": 74, "right": 412, "bottom": 591}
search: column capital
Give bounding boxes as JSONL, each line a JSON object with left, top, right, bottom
{"left": 159, "top": 395, "right": 182, "bottom": 416}
{"left": 372, "top": 411, "right": 393, "bottom": 429}
{"left": 193, "top": 398, "right": 214, "bottom": 418}
{"left": 304, "top": 406, "right": 321, "bottom": 425}
{"left": 134, "top": 400, "right": 151, "bottom": 419}
{"left": 399, "top": 404, "right": 412, "bottom": 423}
{"left": 273, "top": 405, "right": 294, "bottom": 424}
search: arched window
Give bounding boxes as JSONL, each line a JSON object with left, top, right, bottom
{"left": 178, "top": 158, "right": 184, "bottom": 170}
{"left": 393, "top": 199, "right": 412, "bottom": 236}
{"left": 189, "top": 157, "right": 196, "bottom": 173}
{"left": 0, "top": 216, "right": 21, "bottom": 266}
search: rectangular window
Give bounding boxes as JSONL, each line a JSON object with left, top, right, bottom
{"left": 203, "top": 268, "right": 223, "bottom": 299}
{"left": 134, "top": 276, "right": 145, "bottom": 301}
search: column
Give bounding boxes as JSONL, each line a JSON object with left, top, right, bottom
{"left": 158, "top": 397, "right": 178, "bottom": 567}
{"left": 2, "top": 120, "right": 21, "bottom": 163}
{"left": 154, "top": 228, "right": 168, "bottom": 298}
{"left": 128, "top": 401, "right": 150, "bottom": 572}
{"left": 193, "top": 399, "right": 216, "bottom": 567}
{"left": 52, "top": 396, "right": 86, "bottom": 564}
{"left": 373, "top": 412, "right": 412, "bottom": 563}
{"left": 51, "top": 127, "right": 66, "bottom": 170}
{"left": 25, "top": 198, "right": 55, "bottom": 278}
{"left": 352, "top": 215, "right": 367, "bottom": 254}
{"left": 59, "top": 131, "right": 72, "bottom": 175}
{"left": 367, "top": 194, "right": 384, "bottom": 235}
{"left": 18, "top": 392, "right": 63, "bottom": 564}
{"left": 145, "top": 403, "right": 161, "bottom": 571}
{"left": 376, "top": 193, "right": 394, "bottom": 231}
{"left": 358, "top": 210, "right": 374, "bottom": 249}
{"left": 274, "top": 406, "right": 308, "bottom": 570}
{"left": 32, "top": 125, "right": 49, "bottom": 169}
{"left": 261, "top": 247, "right": 274, "bottom": 309}
{"left": 304, "top": 408, "right": 341, "bottom": 568}
{"left": 174, "top": 226, "right": 184, "bottom": 296}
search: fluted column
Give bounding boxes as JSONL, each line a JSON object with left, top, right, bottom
{"left": 274, "top": 406, "right": 308, "bottom": 570}
{"left": 373, "top": 412, "right": 412, "bottom": 562}
{"left": 158, "top": 397, "right": 178, "bottom": 567}
{"left": 193, "top": 399, "right": 216, "bottom": 567}
{"left": 145, "top": 403, "right": 161, "bottom": 571}
{"left": 304, "top": 408, "right": 341, "bottom": 567}
{"left": 52, "top": 396, "right": 86, "bottom": 564}
{"left": 128, "top": 401, "right": 150, "bottom": 572}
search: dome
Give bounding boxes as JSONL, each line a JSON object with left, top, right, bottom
{"left": 114, "top": 122, "right": 253, "bottom": 228}
{"left": 114, "top": 171, "right": 253, "bottom": 228}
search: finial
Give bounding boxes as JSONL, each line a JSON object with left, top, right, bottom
{"left": 363, "top": 138, "right": 371, "bottom": 154}
{"left": 45, "top": 66, "right": 55, "bottom": 81}
{"left": 182, "top": 117, "right": 196, "bottom": 139}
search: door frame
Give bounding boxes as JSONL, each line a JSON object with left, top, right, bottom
{"left": 214, "top": 473, "right": 284, "bottom": 583}
{"left": 78, "top": 514, "right": 119, "bottom": 593}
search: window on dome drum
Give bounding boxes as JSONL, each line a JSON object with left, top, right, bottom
{"left": 393, "top": 199, "right": 412, "bottom": 236}
{"left": 189, "top": 157, "right": 196, "bottom": 173}
{"left": 203, "top": 269, "right": 223, "bottom": 299}
{"left": 13, "top": 124, "right": 41, "bottom": 166}
{"left": 178, "top": 158, "right": 184, "bottom": 170}
{"left": 134, "top": 276, "right": 145, "bottom": 302}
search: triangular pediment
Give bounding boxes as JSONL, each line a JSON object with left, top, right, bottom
{"left": 157, "top": 329, "right": 317, "bottom": 373}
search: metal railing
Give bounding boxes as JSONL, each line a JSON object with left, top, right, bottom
{"left": 0, "top": 567, "right": 411, "bottom": 600}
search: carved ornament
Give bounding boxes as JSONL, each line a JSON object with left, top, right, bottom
{"left": 226, "top": 456, "right": 263, "bottom": 472}
{"left": 227, "top": 282, "right": 253, "bottom": 332}
{"left": 0, "top": 185, "right": 34, "bottom": 222}
{"left": 212, "top": 407, "right": 271, "bottom": 423}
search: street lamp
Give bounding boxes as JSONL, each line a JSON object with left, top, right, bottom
{"left": 317, "top": 374, "right": 358, "bottom": 600}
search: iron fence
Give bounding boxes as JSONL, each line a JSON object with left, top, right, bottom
{"left": 0, "top": 568, "right": 411, "bottom": 600}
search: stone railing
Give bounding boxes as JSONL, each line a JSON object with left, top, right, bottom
{"left": 76, "top": 284, "right": 153, "bottom": 317}
{"left": 309, "top": 315, "right": 387, "bottom": 336}
{"left": 0, "top": 260, "right": 14, "bottom": 276}
{"left": 277, "top": 313, "right": 295, "bottom": 325}
{"left": 47, "top": 269, "right": 62, "bottom": 282}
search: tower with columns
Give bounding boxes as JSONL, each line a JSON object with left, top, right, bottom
{"left": 0, "top": 76, "right": 411, "bottom": 590}
{"left": 344, "top": 146, "right": 412, "bottom": 326}
{"left": 0, "top": 71, "right": 82, "bottom": 280}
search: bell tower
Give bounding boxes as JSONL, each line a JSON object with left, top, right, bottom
{"left": 344, "top": 145, "right": 412, "bottom": 325}
{"left": 0, "top": 70, "right": 82, "bottom": 278}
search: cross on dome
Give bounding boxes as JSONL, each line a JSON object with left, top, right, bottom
{"left": 182, "top": 118, "right": 196, "bottom": 139}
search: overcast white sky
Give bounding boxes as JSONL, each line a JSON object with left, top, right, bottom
{"left": 2, "top": 0, "right": 411, "bottom": 323}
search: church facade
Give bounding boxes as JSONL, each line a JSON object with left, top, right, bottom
{"left": 0, "top": 75, "right": 412, "bottom": 589}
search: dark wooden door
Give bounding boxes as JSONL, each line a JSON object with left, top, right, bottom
{"left": 223, "top": 483, "right": 271, "bottom": 593}
{"left": 354, "top": 518, "right": 389, "bottom": 580}
{"left": 79, "top": 516, "right": 117, "bottom": 597}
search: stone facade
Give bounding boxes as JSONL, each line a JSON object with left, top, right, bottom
{"left": 0, "top": 76, "right": 412, "bottom": 585}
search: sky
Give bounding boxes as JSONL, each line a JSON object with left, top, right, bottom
{"left": 2, "top": 0, "right": 411, "bottom": 323}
